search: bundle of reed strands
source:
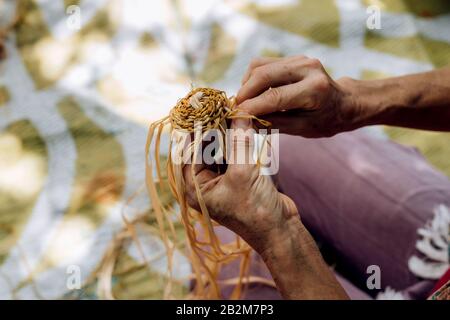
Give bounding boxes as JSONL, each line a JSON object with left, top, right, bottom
{"left": 146, "top": 87, "right": 274, "bottom": 299}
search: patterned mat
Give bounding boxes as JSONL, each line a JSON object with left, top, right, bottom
{"left": 0, "top": 0, "right": 449, "bottom": 299}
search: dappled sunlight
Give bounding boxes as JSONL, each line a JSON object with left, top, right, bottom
{"left": 32, "top": 36, "right": 75, "bottom": 81}
{"left": 95, "top": 43, "right": 191, "bottom": 124}
{"left": 1, "top": 0, "right": 449, "bottom": 300}
{"left": 15, "top": 0, "right": 121, "bottom": 89}
{"left": 385, "top": 127, "right": 450, "bottom": 177}
{"left": 0, "top": 132, "right": 46, "bottom": 200}
{"left": 364, "top": 0, "right": 387, "bottom": 10}
{"left": 45, "top": 215, "right": 95, "bottom": 266}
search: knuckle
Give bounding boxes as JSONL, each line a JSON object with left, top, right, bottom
{"left": 249, "top": 57, "right": 263, "bottom": 68}
{"left": 252, "top": 66, "right": 270, "bottom": 82}
{"left": 247, "top": 67, "right": 272, "bottom": 91}
{"left": 248, "top": 67, "right": 258, "bottom": 80}
{"left": 306, "top": 58, "right": 322, "bottom": 69}
{"left": 312, "top": 74, "right": 330, "bottom": 91}
{"left": 264, "top": 87, "right": 282, "bottom": 106}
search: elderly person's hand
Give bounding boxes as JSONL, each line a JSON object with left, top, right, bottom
{"left": 183, "top": 117, "right": 348, "bottom": 299}
{"left": 237, "top": 56, "right": 450, "bottom": 136}
{"left": 236, "top": 55, "right": 361, "bottom": 138}
{"left": 183, "top": 117, "right": 298, "bottom": 255}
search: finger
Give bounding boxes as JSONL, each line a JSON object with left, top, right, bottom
{"left": 226, "top": 116, "right": 256, "bottom": 180}
{"left": 238, "top": 81, "right": 313, "bottom": 116}
{"left": 237, "top": 63, "right": 303, "bottom": 104}
{"left": 241, "top": 55, "right": 306, "bottom": 86}
{"left": 241, "top": 57, "right": 282, "bottom": 86}
{"left": 237, "top": 56, "right": 309, "bottom": 103}
{"left": 183, "top": 162, "right": 219, "bottom": 210}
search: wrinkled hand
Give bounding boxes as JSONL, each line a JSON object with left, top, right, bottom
{"left": 183, "top": 117, "right": 298, "bottom": 254}
{"left": 237, "top": 55, "right": 360, "bottom": 138}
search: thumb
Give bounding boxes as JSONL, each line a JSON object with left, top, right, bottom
{"left": 227, "top": 115, "right": 256, "bottom": 177}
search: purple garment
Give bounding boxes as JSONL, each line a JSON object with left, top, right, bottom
{"left": 212, "top": 226, "right": 371, "bottom": 300}
{"left": 214, "top": 131, "right": 450, "bottom": 299}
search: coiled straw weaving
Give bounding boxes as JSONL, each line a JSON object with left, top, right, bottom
{"left": 145, "top": 87, "right": 273, "bottom": 299}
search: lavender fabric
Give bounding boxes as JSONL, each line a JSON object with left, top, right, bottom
{"left": 213, "top": 226, "right": 371, "bottom": 300}
{"left": 215, "top": 130, "right": 450, "bottom": 299}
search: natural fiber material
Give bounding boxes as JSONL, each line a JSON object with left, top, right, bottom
{"left": 170, "top": 88, "right": 231, "bottom": 132}
{"left": 145, "top": 87, "right": 273, "bottom": 299}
